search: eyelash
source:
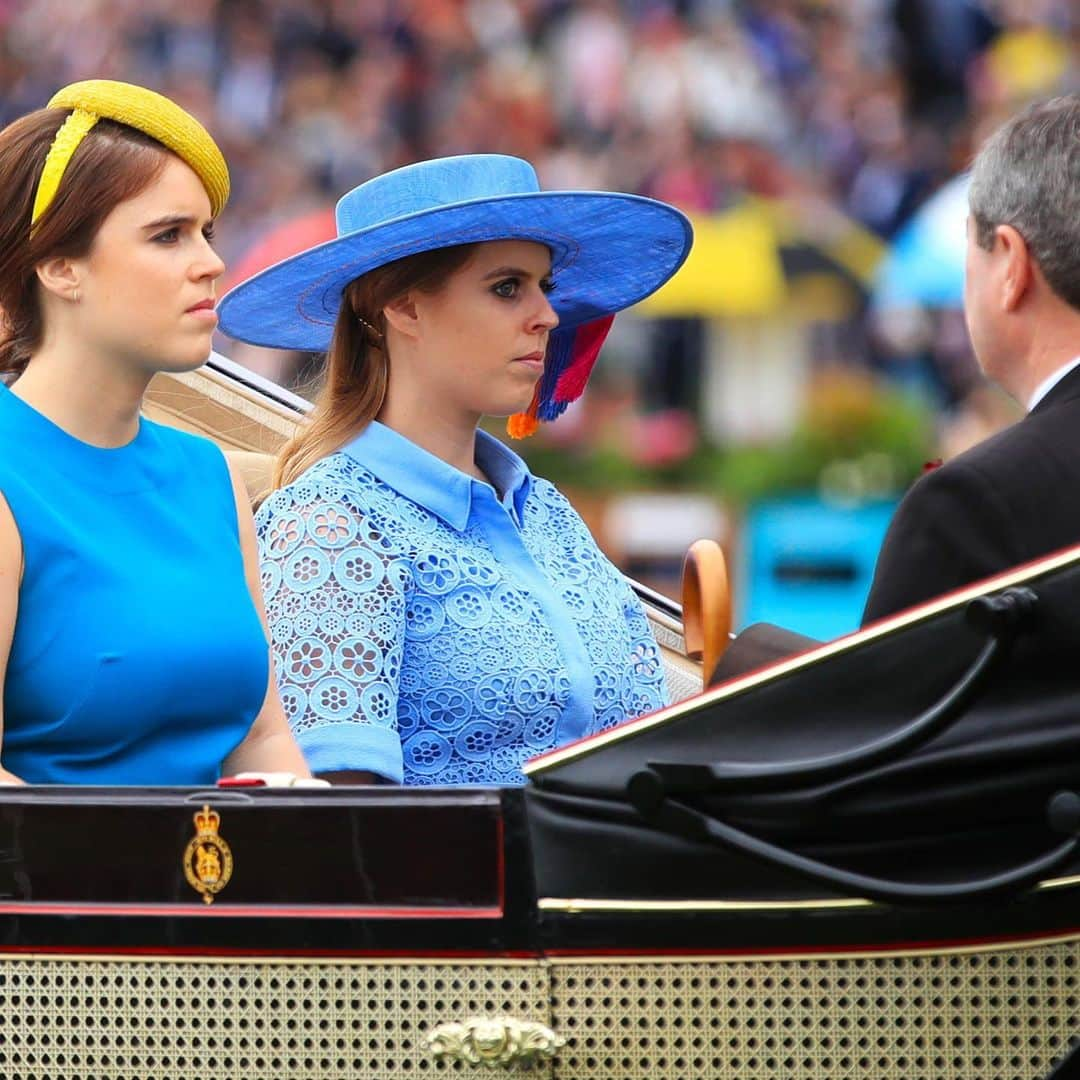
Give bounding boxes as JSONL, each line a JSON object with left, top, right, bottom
{"left": 492, "top": 277, "right": 556, "bottom": 298}
{"left": 152, "top": 224, "right": 216, "bottom": 244}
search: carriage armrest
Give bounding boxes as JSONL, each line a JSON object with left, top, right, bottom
{"left": 681, "top": 538, "right": 731, "bottom": 679}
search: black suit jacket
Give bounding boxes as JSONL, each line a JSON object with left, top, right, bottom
{"left": 862, "top": 363, "right": 1080, "bottom": 624}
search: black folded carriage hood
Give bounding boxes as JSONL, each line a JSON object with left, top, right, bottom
{"left": 524, "top": 545, "right": 1080, "bottom": 908}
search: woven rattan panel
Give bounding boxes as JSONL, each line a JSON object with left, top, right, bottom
{"left": 658, "top": 648, "right": 702, "bottom": 704}
{"left": 550, "top": 941, "right": 1080, "bottom": 1080}
{"left": 0, "top": 957, "right": 550, "bottom": 1080}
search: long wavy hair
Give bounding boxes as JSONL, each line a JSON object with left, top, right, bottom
{"left": 273, "top": 243, "right": 478, "bottom": 489}
{"left": 0, "top": 109, "right": 168, "bottom": 379}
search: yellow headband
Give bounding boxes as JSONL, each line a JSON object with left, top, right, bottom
{"left": 30, "top": 79, "right": 230, "bottom": 233}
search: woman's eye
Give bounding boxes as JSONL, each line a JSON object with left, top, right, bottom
{"left": 493, "top": 279, "right": 518, "bottom": 298}
{"left": 203, "top": 224, "right": 216, "bottom": 244}
{"left": 153, "top": 228, "right": 179, "bottom": 243}
{"left": 540, "top": 277, "right": 556, "bottom": 295}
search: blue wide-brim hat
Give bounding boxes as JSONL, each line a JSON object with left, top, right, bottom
{"left": 217, "top": 154, "right": 693, "bottom": 353}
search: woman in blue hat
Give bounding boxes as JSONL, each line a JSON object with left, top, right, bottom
{"left": 218, "top": 154, "right": 693, "bottom": 785}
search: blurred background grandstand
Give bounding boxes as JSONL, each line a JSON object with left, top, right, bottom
{"left": 3, "top": 0, "right": 1075, "bottom": 634}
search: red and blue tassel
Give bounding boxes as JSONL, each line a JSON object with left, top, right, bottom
{"left": 507, "top": 314, "right": 615, "bottom": 439}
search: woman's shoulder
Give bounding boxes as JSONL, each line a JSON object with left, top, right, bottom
{"left": 141, "top": 417, "right": 241, "bottom": 497}
{"left": 526, "top": 473, "right": 587, "bottom": 521}
{"left": 260, "top": 451, "right": 361, "bottom": 508}
{"left": 141, "top": 416, "right": 228, "bottom": 469}
{"left": 256, "top": 450, "right": 405, "bottom": 527}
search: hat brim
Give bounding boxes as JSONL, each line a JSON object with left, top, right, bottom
{"left": 217, "top": 191, "right": 692, "bottom": 351}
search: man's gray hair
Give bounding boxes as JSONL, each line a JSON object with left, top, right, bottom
{"left": 969, "top": 94, "right": 1080, "bottom": 311}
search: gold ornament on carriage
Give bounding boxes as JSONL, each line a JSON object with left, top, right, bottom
{"left": 426, "top": 1016, "right": 564, "bottom": 1069}
{"left": 183, "top": 804, "right": 233, "bottom": 905}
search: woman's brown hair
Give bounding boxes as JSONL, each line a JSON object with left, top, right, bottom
{"left": 0, "top": 109, "right": 170, "bottom": 378}
{"left": 274, "top": 244, "right": 478, "bottom": 489}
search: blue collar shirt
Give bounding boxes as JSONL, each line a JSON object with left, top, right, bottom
{"left": 256, "top": 421, "right": 669, "bottom": 785}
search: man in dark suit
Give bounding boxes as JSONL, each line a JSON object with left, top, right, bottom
{"left": 862, "top": 94, "right": 1080, "bottom": 624}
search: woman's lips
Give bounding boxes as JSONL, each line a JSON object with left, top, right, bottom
{"left": 185, "top": 299, "right": 218, "bottom": 322}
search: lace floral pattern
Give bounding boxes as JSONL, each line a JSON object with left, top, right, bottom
{"left": 257, "top": 450, "right": 668, "bottom": 785}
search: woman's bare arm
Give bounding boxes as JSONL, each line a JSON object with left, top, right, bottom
{"left": 315, "top": 769, "right": 385, "bottom": 784}
{"left": 0, "top": 494, "right": 24, "bottom": 783}
{"left": 220, "top": 463, "right": 312, "bottom": 779}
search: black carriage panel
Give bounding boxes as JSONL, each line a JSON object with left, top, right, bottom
{"left": 0, "top": 785, "right": 539, "bottom": 953}
{"left": 524, "top": 547, "right": 1080, "bottom": 934}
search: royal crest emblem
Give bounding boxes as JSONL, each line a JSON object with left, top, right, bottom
{"left": 183, "top": 804, "right": 233, "bottom": 905}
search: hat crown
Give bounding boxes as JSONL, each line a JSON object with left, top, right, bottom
{"left": 335, "top": 154, "right": 540, "bottom": 237}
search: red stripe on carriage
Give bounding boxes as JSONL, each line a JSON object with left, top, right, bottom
{"left": 0, "top": 901, "right": 504, "bottom": 919}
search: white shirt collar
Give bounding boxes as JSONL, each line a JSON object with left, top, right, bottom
{"left": 1027, "top": 355, "right": 1080, "bottom": 412}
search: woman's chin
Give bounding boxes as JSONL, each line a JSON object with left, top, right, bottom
{"left": 154, "top": 346, "right": 214, "bottom": 376}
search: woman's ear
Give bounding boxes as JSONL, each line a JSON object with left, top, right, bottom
{"left": 381, "top": 292, "right": 420, "bottom": 341}
{"left": 35, "top": 256, "right": 80, "bottom": 304}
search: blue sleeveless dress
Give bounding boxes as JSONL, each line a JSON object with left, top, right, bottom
{"left": 0, "top": 383, "right": 268, "bottom": 784}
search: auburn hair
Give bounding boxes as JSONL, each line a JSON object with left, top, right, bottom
{"left": 0, "top": 109, "right": 170, "bottom": 378}
{"left": 274, "top": 243, "right": 478, "bottom": 489}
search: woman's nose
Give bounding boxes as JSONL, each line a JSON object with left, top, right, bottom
{"left": 193, "top": 238, "right": 226, "bottom": 281}
{"left": 530, "top": 290, "right": 559, "bottom": 332}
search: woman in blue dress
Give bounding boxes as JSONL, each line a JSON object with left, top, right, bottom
{"left": 218, "top": 154, "right": 693, "bottom": 785}
{"left": 0, "top": 80, "right": 310, "bottom": 785}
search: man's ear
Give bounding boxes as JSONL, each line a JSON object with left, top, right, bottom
{"left": 996, "top": 224, "right": 1032, "bottom": 313}
{"left": 35, "top": 256, "right": 80, "bottom": 303}
{"left": 382, "top": 292, "right": 420, "bottom": 340}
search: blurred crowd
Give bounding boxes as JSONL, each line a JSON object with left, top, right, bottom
{"left": 0, "top": 0, "right": 1076, "bottom": 450}
{"left": 4, "top": 1, "right": 1074, "bottom": 248}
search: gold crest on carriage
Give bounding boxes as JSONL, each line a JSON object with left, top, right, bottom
{"left": 183, "top": 803, "right": 234, "bottom": 904}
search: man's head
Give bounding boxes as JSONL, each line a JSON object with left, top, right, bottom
{"left": 964, "top": 94, "right": 1080, "bottom": 399}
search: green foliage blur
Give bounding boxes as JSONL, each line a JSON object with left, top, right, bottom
{"left": 513, "top": 368, "right": 936, "bottom": 506}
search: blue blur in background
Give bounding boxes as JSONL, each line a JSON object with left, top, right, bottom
{"left": 738, "top": 496, "right": 898, "bottom": 641}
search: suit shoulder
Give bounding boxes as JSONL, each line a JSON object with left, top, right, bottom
{"left": 940, "top": 418, "right": 1028, "bottom": 473}
{"left": 922, "top": 413, "right": 1058, "bottom": 501}
{"left": 900, "top": 441, "right": 1000, "bottom": 505}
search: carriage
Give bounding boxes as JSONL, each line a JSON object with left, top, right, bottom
{"left": 0, "top": 355, "right": 1076, "bottom": 1080}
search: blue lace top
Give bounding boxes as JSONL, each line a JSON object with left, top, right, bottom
{"left": 0, "top": 383, "right": 268, "bottom": 785}
{"left": 256, "top": 422, "right": 669, "bottom": 785}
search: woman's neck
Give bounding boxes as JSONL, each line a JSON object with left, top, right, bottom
{"left": 13, "top": 345, "right": 151, "bottom": 449}
{"left": 377, "top": 390, "right": 485, "bottom": 482}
